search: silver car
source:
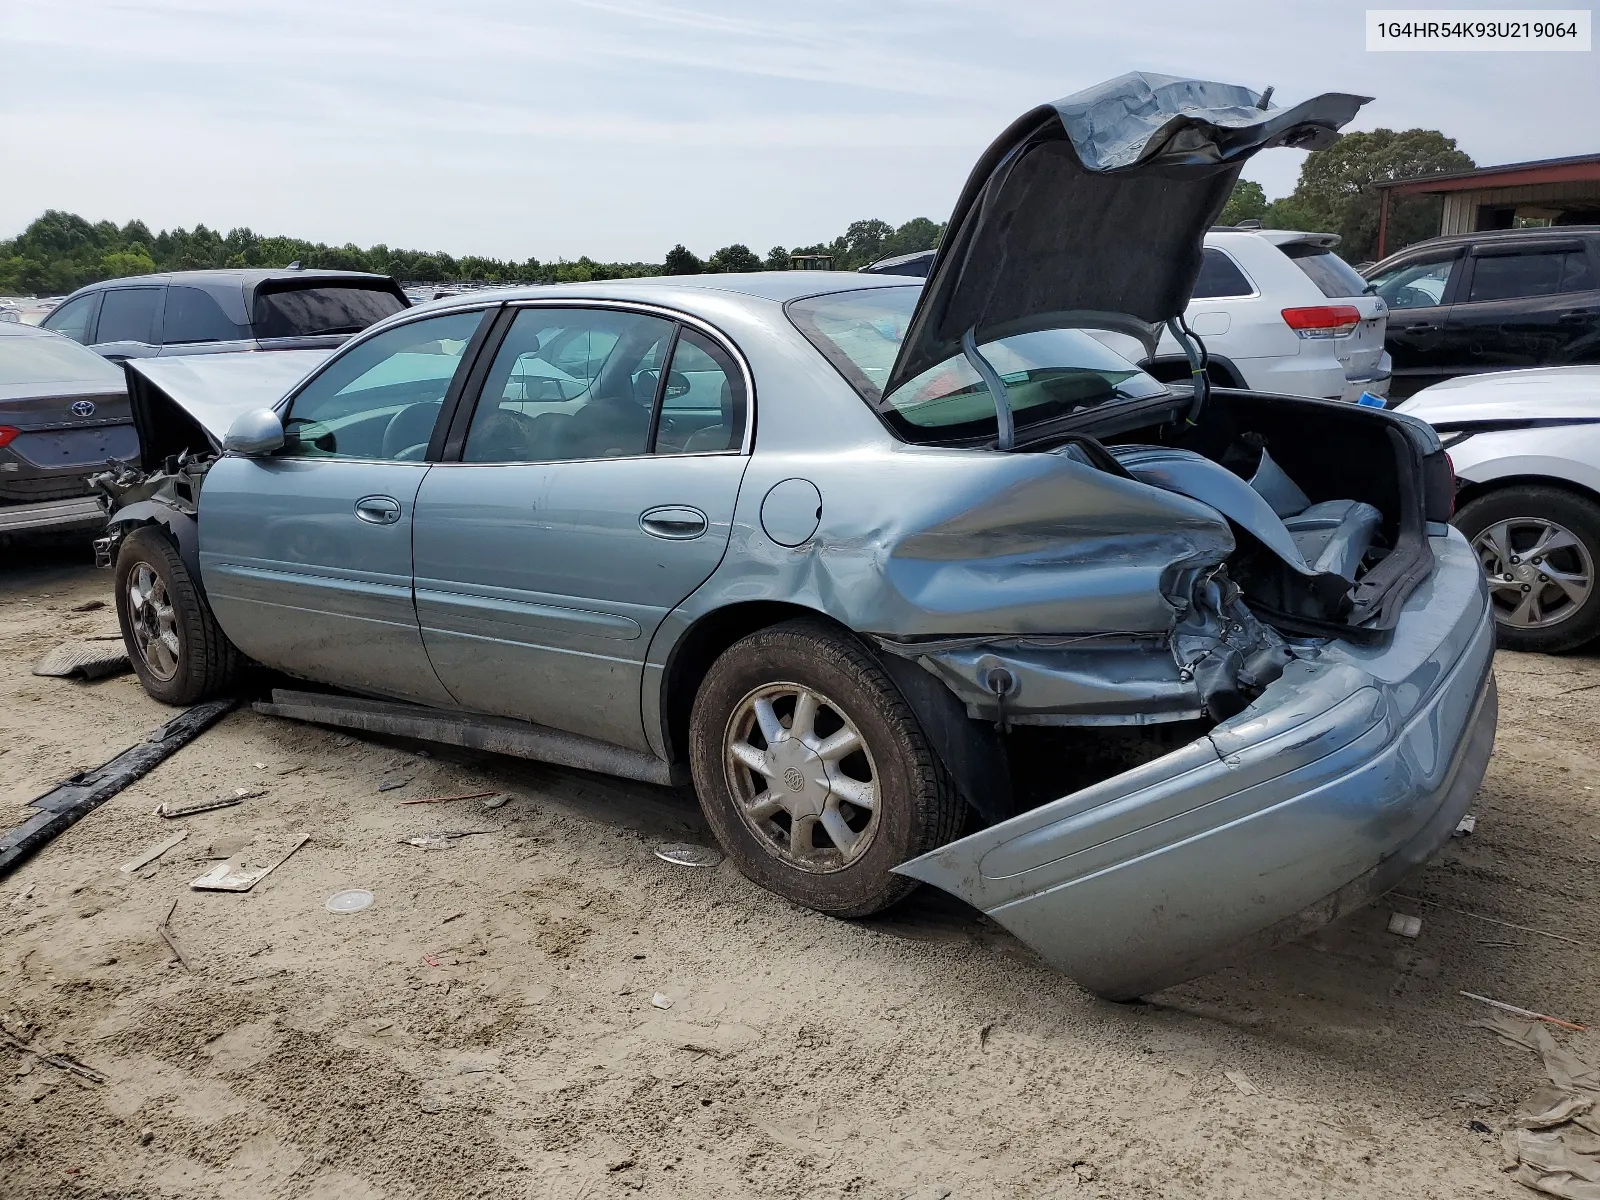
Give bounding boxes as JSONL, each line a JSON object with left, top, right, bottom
{"left": 94, "top": 74, "right": 1496, "bottom": 998}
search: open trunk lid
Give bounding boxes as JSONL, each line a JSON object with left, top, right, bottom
{"left": 881, "top": 73, "right": 1369, "bottom": 399}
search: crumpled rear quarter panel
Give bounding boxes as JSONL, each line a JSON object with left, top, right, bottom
{"left": 894, "top": 528, "right": 1496, "bottom": 998}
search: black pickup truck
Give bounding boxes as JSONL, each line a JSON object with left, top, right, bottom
{"left": 1364, "top": 226, "right": 1600, "bottom": 399}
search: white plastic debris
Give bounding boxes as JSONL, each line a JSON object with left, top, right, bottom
{"left": 326, "top": 889, "right": 375, "bottom": 914}
{"left": 1224, "top": 1070, "right": 1259, "bottom": 1096}
{"left": 1454, "top": 814, "right": 1477, "bottom": 836}
{"left": 654, "top": 843, "right": 723, "bottom": 868}
{"left": 1388, "top": 912, "right": 1423, "bottom": 939}
{"left": 651, "top": 992, "right": 674, "bottom": 1010}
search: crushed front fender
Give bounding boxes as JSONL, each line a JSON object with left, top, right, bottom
{"left": 893, "top": 526, "right": 1496, "bottom": 999}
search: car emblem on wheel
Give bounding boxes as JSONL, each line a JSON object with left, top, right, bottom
{"left": 70, "top": 400, "right": 96, "bottom": 417}
{"left": 783, "top": 766, "right": 806, "bottom": 792}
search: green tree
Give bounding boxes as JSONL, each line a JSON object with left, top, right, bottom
{"left": 706, "top": 243, "right": 761, "bottom": 273}
{"left": 100, "top": 247, "right": 156, "bottom": 278}
{"left": 663, "top": 244, "right": 702, "bottom": 275}
{"left": 1219, "top": 180, "right": 1268, "bottom": 226}
{"left": 1276, "top": 128, "right": 1473, "bottom": 259}
{"left": 764, "top": 245, "right": 789, "bottom": 270}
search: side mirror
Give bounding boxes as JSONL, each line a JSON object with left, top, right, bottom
{"left": 224, "top": 408, "right": 284, "bottom": 456}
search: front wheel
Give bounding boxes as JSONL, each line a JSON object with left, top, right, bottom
{"left": 114, "top": 526, "right": 241, "bottom": 704}
{"left": 1455, "top": 485, "right": 1600, "bottom": 653}
{"left": 688, "top": 619, "right": 962, "bottom": 918}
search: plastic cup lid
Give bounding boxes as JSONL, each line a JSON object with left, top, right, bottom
{"left": 326, "top": 889, "right": 375, "bottom": 913}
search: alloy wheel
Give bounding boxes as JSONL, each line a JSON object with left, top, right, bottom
{"left": 1472, "top": 517, "right": 1594, "bottom": 630}
{"left": 127, "top": 562, "right": 181, "bottom": 681}
{"left": 722, "top": 682, "right": 879, "bottom": 874}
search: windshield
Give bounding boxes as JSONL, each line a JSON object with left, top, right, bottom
{"left": 253, "top": 283, "right": 408, "bottom": 339}
{"left": 786, "top": 285, "right": 1167, "bottom": 443}
{"left": 0, "top": 331, "right": 125, "bottom": 387}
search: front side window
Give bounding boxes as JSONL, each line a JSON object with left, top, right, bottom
{"left": 163, "top": 286, "right": 249, "bottom": 344}
{"left": 787, "top": 285, "right": 1167, "bottom": 444}
{"left": 95, "top": 287, "right": 163, "bottom": 344}
{"left": 1468, "top": 249, "right": 1594, "bottom": 303}
{"left": 253, "top": 283, "right": 408, "bottom": 340}
{"left": 1368, "top": 256, "right": 1456, "bottom": 309}
{"left": 281, "top": 310, "right": 484, "bottom": 460}
{"left": 1191, "top": 248, "right": 1254, "bottom": 299}
{"left": 40, "top": 293, "right": 96, "bottom": 343}
{"left": 463, "top": 308, "right": 675, "bottom": 463}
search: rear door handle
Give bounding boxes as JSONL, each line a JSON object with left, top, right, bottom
{"left": 1559, "top": 308, "right": 1599, "bottom": 324}
{"left": 1394, "top": 322, "right": 1437, "bottom": 332}
{"left": 354, "top": 495, "right": 402, "bottom": 525}
{"left": 639, "top": 505, "right": 708, "bottom": 540}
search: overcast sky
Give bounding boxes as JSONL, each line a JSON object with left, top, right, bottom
{"left": 3, "top": 0, "right": 1596, "bottom": 263}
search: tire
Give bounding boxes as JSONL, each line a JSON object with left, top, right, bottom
{"left": 688, "top": 618, "right": 962, "bottom": 917}
{"left": 114, "top": 526, "right": 241, "bottom": 704}
{"left": 1455, "top": 485, "right": 1600, "bottom": 653}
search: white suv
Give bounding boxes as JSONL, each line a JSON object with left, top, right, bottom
{"left": 1146, "top": 228, "right": 1392, "bottom": 402}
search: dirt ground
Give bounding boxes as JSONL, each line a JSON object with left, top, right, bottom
{"left": 3, "top": 536, "right": 1598, "bottom": 1200}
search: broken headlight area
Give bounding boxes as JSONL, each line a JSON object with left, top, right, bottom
{"left": 88, "top": 452, "right": 214, "bottom": 568}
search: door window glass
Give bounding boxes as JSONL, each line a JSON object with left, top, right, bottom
{"left": 281, "top": 310, "right": 484, "bottom": 460}
{"left": 1190, "top": 248, "right": 1253, "bottom": 299}
{"left": 463, "top": 308, "right": 674, "bottom": 463}
{"left": 654, "top": 329, "right": 746, "bottom": 454}
{"left": 40, "top": 293, "right": 96, "bottom": 343}
{"left": 95, "top": 288, "right": 162, "bottom": 344}
{"left": 163, "top": 286, "right": 250, "bottom": 344}
{"left": 1368, "top": 257, "right": 1455, "bottom": 309}
{"left": 1467, "top": 250, "right": 1587, "bottom": 302}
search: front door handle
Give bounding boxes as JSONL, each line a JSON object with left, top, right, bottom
{"left": 354, "top": 495, "right": 402, "bottom": 525}
{"left": 639, "top": 505, "right": 708, "bottom": 540}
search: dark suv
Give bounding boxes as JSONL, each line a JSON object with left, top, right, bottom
{"left": 40, "top": 268, "right": 410, "bottom": 362}
{"left": 1364, "top": 227, "right": 1600, "bottom": 398}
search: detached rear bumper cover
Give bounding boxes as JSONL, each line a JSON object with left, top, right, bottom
{"left": 894, "top": 528, "right": 1495, "bottom": 998}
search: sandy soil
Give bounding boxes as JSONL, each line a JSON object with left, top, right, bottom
{"left": 3, "top": 536, "right": 1598, "bottom": 1200}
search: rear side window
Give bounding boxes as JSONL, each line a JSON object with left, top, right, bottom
{"left": 1367, "top": 256, "right": 1456, "bottom": 309}
{"left": 1281, "top": 244, "right": 1370, "bottom": 299}
{"left": 253, "top": 283, "right": 408, "bottom": 340}
{"left": 655, "top": 329, "right": 746, "bottom": 455}
{"left": 96, "top": 288, "right": 163, "bottom": 344}
{"left": 40, "top": 293, "right": 97, "bottom": 343}
{"left": 1468, "top": 249, "right": 1594, "bottom": 302}
{"left": 1191, "top": 248, "right": 1253, "bottom": 299}
{"left": 163, "top": 286, "right": 249, "bottom": 344}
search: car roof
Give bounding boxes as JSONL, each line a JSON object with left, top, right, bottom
{"left": 404, "top": 270, "right": 918, "bottom": 316}
{"left": 69, "top": 268, "right": 395, "bottom": 291}
{"left": 1370, "top": 225, "right": 1600, "bottom": 269}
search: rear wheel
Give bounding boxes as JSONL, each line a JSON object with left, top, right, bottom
{"left": 688, "top": 619, "right": 962, "bottom": 917}
{"left": 1455, "top": 485, "right": 1600, "bottom": 653}
{"left": 114, "top": 526, "right": 240, "bottom": 703}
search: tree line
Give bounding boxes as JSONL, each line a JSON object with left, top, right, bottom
{"left": 0, "top": 127, "right": 1470, "bottom": 296}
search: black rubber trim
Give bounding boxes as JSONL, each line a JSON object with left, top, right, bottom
{"left": 433, "top": 304, "right": 511, "bottom": 462}
{"left": 0, "top": 698, "right": 237, "bottom": 876}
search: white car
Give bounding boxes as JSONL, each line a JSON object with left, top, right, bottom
{"left": 1399, "top": 365, "right": 1600, "bottom": 652}
{"left": 1145, "top": 228, "right": 1392, "bottom": 402}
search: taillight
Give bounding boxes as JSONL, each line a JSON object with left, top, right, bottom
{"left": 0, "top": 426, "right": 19, "bottom": 449}
{"left": 1282, "top": 305, "right": 1361, "bottom": 339}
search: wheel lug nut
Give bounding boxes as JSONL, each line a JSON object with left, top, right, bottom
{"left": 1539, "top": 574, "right": 1548, "bottom": 582}
{"left": 1522, "top": 584, "right": 1532, "bottom": 592}
{"left": 1510, "top": 556, "right": 1521, "bottom": 565}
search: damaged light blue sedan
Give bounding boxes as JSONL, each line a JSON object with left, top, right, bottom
{"left": 94, "top": 74, "right": 1495, "bottom": 998}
